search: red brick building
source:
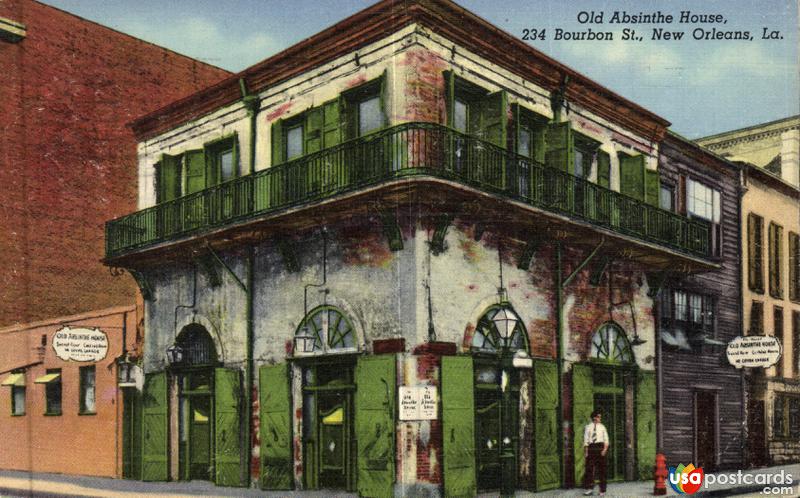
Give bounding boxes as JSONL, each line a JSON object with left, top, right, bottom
{"left": 0, "top": 0, "right": 228, "bottom": 478}
{"left": 0, "top": 0, "right": 230, "bottom": 327}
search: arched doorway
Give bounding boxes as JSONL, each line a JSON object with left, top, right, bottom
{"left": 470, "top": 304, "right": 530, "bottom": 491}
{"left": 174, "top": 324, "right": 218, "bottom": 481}
{"left": 588, "top": 322, "right": 634, "bottom": 482}
{"left": 295, "top": 306, "right": 359, "bottom": 491}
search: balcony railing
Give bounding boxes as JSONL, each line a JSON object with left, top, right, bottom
{"left": 106, "top": 122, "right": 710, "bottom": 259}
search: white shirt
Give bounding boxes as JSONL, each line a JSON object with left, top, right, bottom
{"left": 583, "top": 421, "right": 609, "bottom": 446}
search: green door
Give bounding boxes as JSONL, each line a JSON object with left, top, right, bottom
{"left": 572, "top": 363, "right": 593, "bottom": 485}
{"left": 184, "top": 149, "right": 207, "bottom": 229}
{"left": 215, "top": 368, "right": 242, "bottom": 486}
{"left": 545, "top": 122, "right": 575, "bottom": 213}
{"left": 636, "top": 371, "right": 656, "bottom": 479}
{"left": 318, "top": 392, "right": 348, "bottom": 488}
{"left": 122, "top": 389, "right": 142, "bottom": 480}
{"left": 474, "top": 388, "right": 502, "bottom": 489}
{"left": 355, "top": 355, "right": 396, "bottom": 498}
{"left": 260, "top": 363, "right": 293, "bottom": 490}
{"left": 442, "top": 356, "right": 477, "bottom": 498}
{"left": 475, "top": 90, "right": 508, "bottom": 188}
{"left": 533, "top": 359, "right": 560, "bottom": 491}
{"left": 142, "top": 372, "right": 168, "bottom": 481}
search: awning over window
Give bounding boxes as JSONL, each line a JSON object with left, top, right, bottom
{"left": 1, "top": 373, "right": 25, "bottom": 386}
{"left": 34, "top": 373, "right": 60, "bottom": 384}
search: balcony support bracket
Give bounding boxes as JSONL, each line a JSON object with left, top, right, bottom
{"left": 198, "top": 243, "right": 246, "bottom": 291}
{"left": 562, "top": 237, "right": 604, "bottom": 289}
{"left": 589, "top": 256, "right": 612, "bottom": 287}
{"left": 128, "top": 269, "right": 154, "bottom": 301}
{"left": 645, "top": 271, "right": 669, "bottom": 299}
{"left": 429, "top": 213, "right": 453, "bottom": 256}
{"left": 378, "top": 209, "right": 404, "bottom": 252}
{"left": 517, "top": 239, "right": 540, "bottom": 270}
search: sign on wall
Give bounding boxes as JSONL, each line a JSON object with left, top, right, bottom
{"left": 398, "top": 386, "right": 438, "bottom": 421}
{"left": 726, "top": 335, "right": 781, "bottom": 369}
{"left": 53, "top": 327, "right": 109, "bottom": 362}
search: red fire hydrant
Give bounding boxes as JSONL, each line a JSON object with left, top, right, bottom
{"left": 653, "top": 453, "right": 668, "bottom": 495}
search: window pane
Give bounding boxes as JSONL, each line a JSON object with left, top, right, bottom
{"left": 81, "top": 367, "right": 96, "bottom": 413}
{"left": 286, "top": 125, "right": 303, "bottom": 160}
{"left": 219, "top": 149, "right": 234, "bottom": 181}
{"left": 674, "top": 291, "right": 687, "bottom": 321}
{"left": 12, "top": 386, "right": 25, "bottom": 415}
{"left": 358, "top": 96, "right": 383, "bottom": 136}
{"left": 518, "top": 127, "right": 531, "bottom": 157}
{"left": 454, "top": 99, "right": 468, "bottom": 132}
{"left": 689, "top": 294, "right": 703, "bottom": 323}
{"left": 688, "top": 180, "right": 715, "bottom": 221}
{"left": 46, "top": 370, "right": 62, "bottom": 414}
{"left": 660, "top": 185, "right": 674, "bottom": 211}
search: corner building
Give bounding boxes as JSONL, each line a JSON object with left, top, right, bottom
{"left": 105, "top": 0, "right": 725, "bottom": 494}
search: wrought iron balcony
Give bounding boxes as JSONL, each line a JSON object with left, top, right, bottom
{"left": 105, "top": 122, "right": 710, "bottom": 259}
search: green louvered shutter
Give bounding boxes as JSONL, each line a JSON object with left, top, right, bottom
{"left": 260, "top": 363, "right": 292, "bottom": 490}
{"left": 645, "top": 169, "right": 660, "bottom": 207}
{"left": 572, "top": 363, "right": 593, "bottom": 485}
{"left": 141, "top": 371, "right": 168, "bottom": 481}
{"left": 323, "top": 100, "right": 341, "bottom": 148}
{"left": 512, "top": 104, "right": 521, "bottom": 153}
{"left": 545, "top": 122, "right": 574, "bottom": 174}
{"left": 442, "top": 356, "right": 476, "bottom": 498}
{"left": 215, "top": 368, "right": 243, "bottom": 487}
{"left": 159, "top": 154, "right": 181, "bottom": 203}
{"left": 305, "top": 107, "right": 324, "bottom": 155}
{"left": 185, "top": 149, "right": 206, "bottom": 194}
{"left": 636, "top": 370, "right": 657, "bottom": 480}
{"left": 356, "top": 355, "right": 396, "bottom": 498}
{"left": 444, "top": 70, "right": 455, "bottom": 128}
{"left": 271, "top": 119, "right": 285, "bottom": 165}
{"left": 480, "top": 91, "right": 507, "bottom": 149}
{"left": 597, "top": 151, "right": 611, "bottom": 189}
{"left": 620, "top": 155, "right": 645, "bottom": 201}
{"left": 534, "top": 359, "right": 561, "bottom": 491}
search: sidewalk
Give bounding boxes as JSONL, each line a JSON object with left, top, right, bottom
{"left": 0, "top": 464, "right": 797, "bottom": 498}
{"left": 479, "top": 464, "right": 800, "bottom": 498}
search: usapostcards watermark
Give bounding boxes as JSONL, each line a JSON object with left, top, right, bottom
{"left": 671, "top": 467, "right": 797, "bottom": 495}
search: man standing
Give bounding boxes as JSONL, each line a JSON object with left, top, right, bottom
{"left": 583, "top": 409, "right": 609, "bottom": 496}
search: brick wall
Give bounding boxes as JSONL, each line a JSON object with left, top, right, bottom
{"left": 0, "top": 0, "right": 230, "bottom": 326}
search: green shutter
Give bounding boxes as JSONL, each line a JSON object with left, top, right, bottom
{"left": 305, "top": 107, "right": 324, "bottom": 155}
{"left": 215, "top": 368, "right": 243, "bottom": 487}
{"left": 533, "top": 359, "right": 561, "bottom": 491}
{"left": 645, "top": 168, "right": 660, "bottom": 207}
{"left": 545, "top": 122, "right": 574, "bottom": 174}
{"left": 479, "top": 90, "right": 507, "bottom": 149}
{"left": 322, "top": 99, "right": 341, "bottom": 148}
{"left": 442, "top": 356, "right": 476, "bottom": 498}
{"left": 444, "top": 70, "right": 455, "bottom": 128}
{"left": 184, "top": 149, "right": 206, "bottom": 194}
{"left": 271, "top": 119, "right": 285, "bottom": 165}
{"left": 355, "top": 355, "right": 396, "bottom": 498}
{"left": 636, "top": 370, "right": 657, "bottom": 480}
{"left": 260, "top": 363, "right": 293, "bottom": 490}
{"left": 141, "top": 371, "right": 168, "bottom": 481}
{"left": 533, "top": 125, "right": 547, "bottom": 164}
{"left": 378, "top": 70, "right": 388, "bottom": 128}
{"left": 512, "top": 104, "right": 521, "bottom": 154}
{"left": 159, "top": 153, "right": 181, "bottom": 202}
{"left": 597, "top": 151, "right": 611, "bottom": 189}
{"left": 619, "top": 154, "right": 645, "bottom": 201}
{"left": 572, "top": 363, "right": 593, "bottom": 485}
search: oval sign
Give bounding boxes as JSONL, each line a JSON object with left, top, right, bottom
{"left": 53, "top": 326, "right": 109, "bottom": 362}
{"left": 726, "top": 335, "right": 781, "bottom": 369}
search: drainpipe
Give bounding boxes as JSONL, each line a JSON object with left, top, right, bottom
{"left": 737, "top": 167, "right": 747, "bottom": 468}
{"left": 240, "top": 78, "right": 260, "bottom": 487}
{"left": 555, "top": 242, "right": 565, "bottom": 486}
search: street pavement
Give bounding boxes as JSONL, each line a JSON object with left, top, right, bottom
{"left": 0, "top": 463, "right": 797, "bottom": 497}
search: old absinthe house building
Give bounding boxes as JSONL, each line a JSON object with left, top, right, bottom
{"left": 103, "top": 0, "right": 741, "bottom": 495}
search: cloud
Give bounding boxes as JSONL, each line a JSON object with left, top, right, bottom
{"left": 122, "top": 16, "right": 280, "bottom": 71}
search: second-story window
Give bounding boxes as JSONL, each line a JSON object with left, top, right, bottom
{"left": 661, "top": 289, "right": 716, "bottom": 351}
{"left": 750, "top": 300, "right": 764, "bottom": 335}
{"left": 687, "top": 178, "right": 722, "bottom": 257}
{"left": 342, "top": 76, "right": 387, "bottom": 140}
{"left": 769, "top": 222, "right": 783, "bottom": 298}
{"left": 285, "top": 123, "right": 304, "bottom": 160}
{"left": 358, "top": 95, "right": 383, "bottom": 136}
{"left": 748, "top": 213, "right": 765, "bottom": 293}
{"left": 155, "top": 135, "right": 239, "bottom": 202}
{"left": 789, "top": 232, "right": 799, "bottom": 302}
{"left": 660, "top": 183, "right": 675, "bottom": 211}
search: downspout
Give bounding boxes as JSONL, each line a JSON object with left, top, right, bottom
{"left": 240, "top": 77, "right": 260, "bottom": 487}
{"left": 737, "top": 166, "right": 747, "bottom": 468}
{"left": 555, "top": 242, "right": 564, "bottom": 486}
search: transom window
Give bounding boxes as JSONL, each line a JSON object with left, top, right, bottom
{"left": 470, "top": 305, "right": 529, "bottom": 354}
{"left": 176, "top": 325, "right": 218, "bottom": 366}
{"left": 297, "top": 306, "right": 356, "bottom": 353}
{"left": 590, "top": 322, "right": 633, "bottom": 363}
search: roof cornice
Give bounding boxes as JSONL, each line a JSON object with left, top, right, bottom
{"left": 130, "top": 0, "right": 670, "bottom": 141}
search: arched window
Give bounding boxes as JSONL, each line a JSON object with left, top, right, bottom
{"left": 296, "top": 306, "right": 356, "bottom": 354}
{"left": 590, "top": 322, "right": 633, "bottom": 364}
{"left": 175, "top": 324, "right": 218, "bottom": 365}
{"left": 470, "top": 305, "right": 529, "bottom": 354}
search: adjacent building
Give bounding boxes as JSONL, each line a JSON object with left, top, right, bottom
{"left": 103, "top": 0, "right": 733, "bottom": 494}
{"left": 0, "top": 0, "right": 228, "bottom": 478}
{"left": 698, "top": 117, "right": 800, "bottom": 467}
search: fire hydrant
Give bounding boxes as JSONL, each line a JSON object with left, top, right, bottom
{"left": 653, "top": 453, "right": 668, "bottom": 495}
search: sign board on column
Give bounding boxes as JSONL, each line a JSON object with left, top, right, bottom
{"left": 399, "top": 386, "right": 438, "bottom": 420}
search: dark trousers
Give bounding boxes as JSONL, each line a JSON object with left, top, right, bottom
{"left": 583, "top": 443, "right": 607, "bottom": 492}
